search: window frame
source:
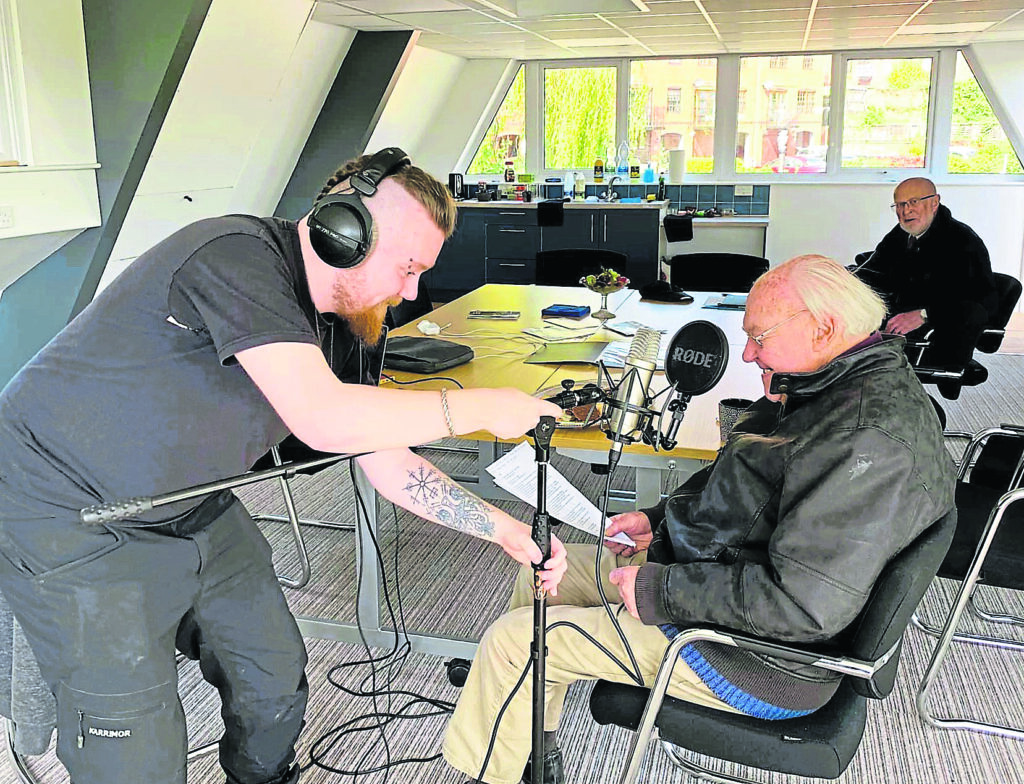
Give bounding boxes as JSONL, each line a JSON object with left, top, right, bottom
{"left": 0, "top": 0, "right": 29, "bottom": 165}
{"left": 466, "top": 46, "right": 1022, "bottom": 185}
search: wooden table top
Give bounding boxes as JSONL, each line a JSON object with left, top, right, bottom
{"left": 385, "top": 284, "right": 763, "bottom": 461}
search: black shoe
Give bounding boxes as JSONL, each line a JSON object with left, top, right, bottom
{"left": 521, "top": 747, "right": 565, "bottom": 784}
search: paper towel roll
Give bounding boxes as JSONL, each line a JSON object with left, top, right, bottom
{"left": 668, "top": 149, "right": 685, "bottom": 183}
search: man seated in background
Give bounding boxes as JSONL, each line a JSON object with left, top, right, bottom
{"left": 443, "top": 255, "right": 955, "bottom": 784}
{"left": 855, "top": 176, "right": 998, "bottom": 398}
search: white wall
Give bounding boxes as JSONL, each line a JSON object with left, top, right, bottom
{"left": 98, "top": 0, "right": 355, "bottom": 290}
{"left": 413, "top": 57, "right": 516, "bottom": 179}
{"left": 365, "top": 45, "right": 465, "bottom": 175}
{"left": 0, "top": 0, "right": 99, "bottom": 291}
{"left": 969, "top": 42, "right": 1024, "bottom": 162}
{"left": 766, "top": 183, "right": 1024, "bottom": 311}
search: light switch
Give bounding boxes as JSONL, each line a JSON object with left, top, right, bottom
{"left": 734, "top": 185, "right": 753, "bottom": 197}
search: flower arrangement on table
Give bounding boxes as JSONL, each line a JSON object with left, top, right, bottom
{"left": 580, "top": 268, "right": 629, "bottom": 321}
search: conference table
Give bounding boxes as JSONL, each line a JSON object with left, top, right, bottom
{"left": 295, "top": 284, "right": 763, "bottom": 656}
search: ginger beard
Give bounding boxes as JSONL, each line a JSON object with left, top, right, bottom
{"left": 329, "top": 274, "right": 401, "bottom": 345}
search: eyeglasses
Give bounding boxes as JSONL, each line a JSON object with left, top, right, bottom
{"left": 890, "top": 194, "right": 937, "bottom": 213}
{"left": 746, "top": 310, "right": 808, "bottom": 348}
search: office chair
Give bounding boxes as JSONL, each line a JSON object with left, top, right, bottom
{"left": 535, "top": 248, "right": 629, "bottom": 287}
{"left": 589, "top": 510, "right": 956, "bottom": 784}
{"left": 907, "top": 272, "right": 1021, "bottom": 401}
{"left": 668, "top": 252, "right": 769, "bottom": 293}
{"left": 915, "top": 423, "right": 1024, "bottom": 740}
{"left": 249, "top": 442, "right": 352, "bottom": 589}
{"left": 249, "top": 314, "right": 391, "bottom": 589}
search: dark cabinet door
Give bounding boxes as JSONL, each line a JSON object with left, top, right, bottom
{"left": 600, "top": 209, "right": 661, "bottom": 288}
{"left": 539, "top": 209, "right": 597, "bottom": 251}
{"left": 427, "top": 210, "right": 486, "bottom": 299}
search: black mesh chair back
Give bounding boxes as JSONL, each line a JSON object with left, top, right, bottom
{"left": 976, "top": 272, "right": 1021, "bottom": 353}
{"left": 669, "top": 252, "right": 768, "bottom": 292}
{"left": 535, "top": 248, "right": 628, "bottom": 287}
{"left": 590, "top": 510, "right": 955, "bottom": 783}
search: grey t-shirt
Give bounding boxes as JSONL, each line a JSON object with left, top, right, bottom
{"left": 0, "top": 215, "right": 369, "bottom": 523}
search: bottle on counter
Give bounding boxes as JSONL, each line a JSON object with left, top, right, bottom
{"left": 593, "top": 155, "right": 604, "bottom": 184}
{"left": 629, "top": 152, "right": 640, "bottom": 180}
{"left": 504, "top": 159, "right": 516, "bottom": 183}
{"left": 642, "top": 163, "right": 655, "bottom": 183}
{"left": 656, "top": 173, "right": 666, "bottom": 201}
{"left": 573, "top": 171, "right": 586, "bottom": 201}
{"left": 616, "top": 141, "right": 629, "bottom": 175}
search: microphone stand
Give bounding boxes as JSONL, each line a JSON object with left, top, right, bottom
{"left": 657, "top": 387, "right": 692, "bottom": 451}
{"left": 79, "top": 452, "right": 361, "bottom": 524}
{"left": 528, "top": 415, "right": 556, "bottom": 784}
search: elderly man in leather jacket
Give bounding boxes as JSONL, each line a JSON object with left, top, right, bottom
{"left": 443, "top": 254, "right": 955, "bottom": 784}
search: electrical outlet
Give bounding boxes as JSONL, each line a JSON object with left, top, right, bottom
{"left": 734, "top": 185, "right": 754, "bottom": 197}
{"left": 0, "top": 205, "right": 13, "bottom": 229}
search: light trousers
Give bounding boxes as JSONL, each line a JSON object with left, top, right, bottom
{"left": 443, "top": 543, "right": 737, "bottom": 784}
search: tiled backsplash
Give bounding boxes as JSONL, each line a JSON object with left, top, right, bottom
{"left": 457, "top": 183, "right": 771, "bottom": 215}
{"left": 536, "top": 183, "right": 770, "bottom": 215}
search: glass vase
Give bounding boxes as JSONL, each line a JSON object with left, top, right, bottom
{"left": 593, "top": 292, "right": 615, "bottom": 322}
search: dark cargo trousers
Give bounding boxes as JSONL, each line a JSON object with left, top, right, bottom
{"left": 0, "top": 492, "right": 307, "bottom": 784}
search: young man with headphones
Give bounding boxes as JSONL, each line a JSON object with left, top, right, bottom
{"left": 0, "top": 148, "right": 566, "bottom": 784}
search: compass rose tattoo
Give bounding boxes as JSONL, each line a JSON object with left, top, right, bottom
{"left": 404, "top": 465, "right": 494, "bottom": 537}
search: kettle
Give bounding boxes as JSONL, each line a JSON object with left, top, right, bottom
{"left": 447, "top": 173, "right": 464, "bottom": 199}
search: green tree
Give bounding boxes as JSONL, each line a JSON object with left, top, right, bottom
{"left": 543, "top": 66, "right": 616, "bottom": 170}
{"left": 468, "top": 66, "right": 525, "bottom": 175}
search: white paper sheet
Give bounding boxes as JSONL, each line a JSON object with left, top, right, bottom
{"left": 486, "top": 441, "right": 635, "bottom": 546}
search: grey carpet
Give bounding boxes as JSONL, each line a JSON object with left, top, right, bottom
{"left": 4, "top": 353, "right": 1024, "bottom": 783}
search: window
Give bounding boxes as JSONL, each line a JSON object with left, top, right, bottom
{"left": 697, "top": 58, "right": 715, "bottom": 67}
{"left": 666, "top": 86, "right": 681, "bottom": 113}
{"left": 630, "top": 58, "right": 716, "bottom": 174}
{"left": 803, "top": 56, "right": 815, "bottom": 71}
{"left": 738, "top": 89, "right": 747, "bottom": 115}
{"left": 0, "top": 0, "right": 26, "bottom": 165}
{"left": 841, "top": 57, "right": 932, "bottom": 169}
{"left": 948, "top": 51, "right": 1022, "bottom": 175}
{"left": 736, "top": 54, "right": 831, "bottom": 174}
{"left": 542, "top": 65, "right": 615, "bottom": 170}
{"left": 468, "top": 65, "right": 525, "bottom": 176}
{"left": 695, "top": 89, "right": 715, "bottom": 125}
{"left": 770, "top": 56, "right": 788, "bottom": 69}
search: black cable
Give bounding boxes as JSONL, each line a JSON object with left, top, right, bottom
{"left": 302, "top": 460, "right": 460, "bottom": 782}
{"left": 380, "top": 374, "right": 465, "bottom": 389}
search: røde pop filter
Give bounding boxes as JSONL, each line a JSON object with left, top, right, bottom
{"left": 665, "top": 320, "right": 729, "bottom": 396}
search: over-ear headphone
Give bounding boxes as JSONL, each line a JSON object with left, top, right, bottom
{"left": 307, "top": 147, "right": 411, "bottom": 269}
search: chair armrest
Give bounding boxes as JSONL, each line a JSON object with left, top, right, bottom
{"left": 659, "top": 627, "right": 891, "bottom": 683}
{"left": 956, "top": 425, "right": 1024, "bottom": 481}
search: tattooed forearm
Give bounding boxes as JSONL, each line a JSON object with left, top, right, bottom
{"left": 402, "top": 464, "right": 495, "bottom": 537}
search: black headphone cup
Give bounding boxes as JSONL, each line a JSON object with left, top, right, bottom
{"left": 309, "top": 196, "right": 372, "bottom": 269}
{"left": 308, "top": 147, "right": 411, "bottom": 269}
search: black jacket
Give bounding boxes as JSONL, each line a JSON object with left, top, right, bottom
{"left": 860, "top": 203, "right": 998, "bottom": 323}
{"left": 635, "top": 337, "right": 955, "bottom": 712}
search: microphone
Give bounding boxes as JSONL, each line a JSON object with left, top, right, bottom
{"left": 603, "top": 327, "right": 661, "bottom": 468}
{"left": 544, "top": 383, "right": 606, "bottom": 409}
{"left": 659, "top": 321, "right": 729, "bottom": 450}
